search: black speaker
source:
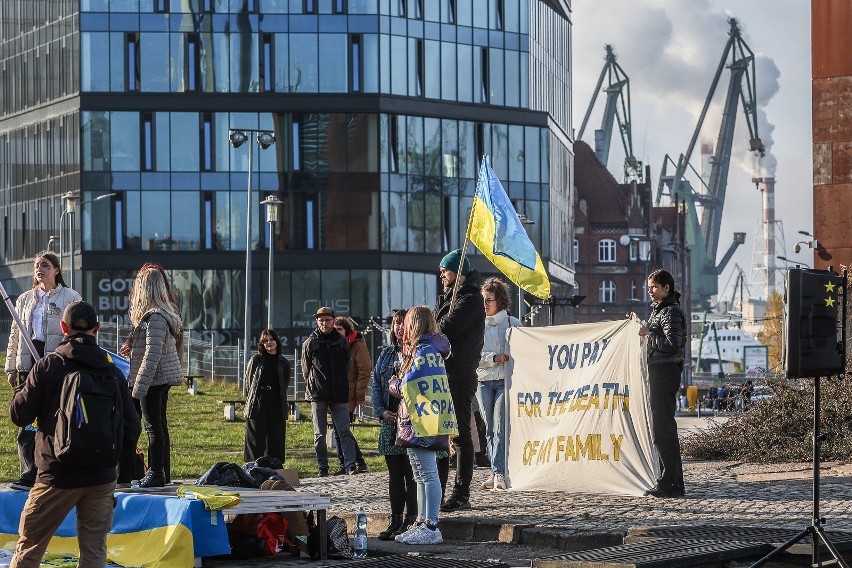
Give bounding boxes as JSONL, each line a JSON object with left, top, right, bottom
{"left": 784, "top": 268, "right": 844, "bottom": 378}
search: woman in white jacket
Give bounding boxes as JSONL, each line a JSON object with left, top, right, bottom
{"left": 476, "top": 277, "right": 521, "bottom": 491}
{"left": 5, "top": 251, "right": 81, "bottom": 490}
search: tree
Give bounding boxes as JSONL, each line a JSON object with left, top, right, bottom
{"left": 757, "top": 289, "right": 784, "bottom": 373}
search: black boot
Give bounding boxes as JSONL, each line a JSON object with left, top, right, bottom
{"left": 378, "top": 514, "right": 404, "bottom": 541}
{"left": 391, "top": 515, "right": 417, "bottom": 539}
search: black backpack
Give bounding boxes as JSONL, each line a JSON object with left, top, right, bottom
{"left": 53, "top": 366, "right": 124, "bottom": 468}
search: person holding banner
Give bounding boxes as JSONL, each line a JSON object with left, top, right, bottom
{"left": 5, "top": 251, "right": 81, "bottom": 491}
{"left": 477, "top": 277, "right": 521, "bottom": 491}
{"left": 634, "top": 269, "right": 687, "bottom": 498}
{"left": 389, "top": 306, "right": 457, "bottom": 545}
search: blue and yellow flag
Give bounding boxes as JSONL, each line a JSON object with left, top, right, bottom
{"left": 468, "top": 158, "right": 551, "bottom": 299}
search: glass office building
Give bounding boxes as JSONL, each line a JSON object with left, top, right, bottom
{"left": 1, "top": 0, "right": 575, "bottom": 349}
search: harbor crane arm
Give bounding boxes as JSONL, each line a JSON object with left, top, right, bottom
{"left": 578, "top": 45, "right": 642, "bottom": 181}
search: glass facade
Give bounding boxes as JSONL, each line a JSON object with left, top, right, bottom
{"left": 0, "top": 0, "right": 575, "bottom": 348}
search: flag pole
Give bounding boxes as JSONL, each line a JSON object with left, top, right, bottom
{"left": 450, "top": 155, "right": 487, "bottom": 312}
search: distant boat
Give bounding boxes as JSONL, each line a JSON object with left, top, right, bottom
{"left": 691, "top": 325, "right": 762, "bottom": 375}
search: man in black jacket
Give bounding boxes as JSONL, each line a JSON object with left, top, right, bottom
{"left": 434, "top": 249, "right": 485, "bottom": 511}
{"left": 9, "top": 301, "right": 141, "bottom": 568}
{"left": 301, "top": 307, "right": 357, "bottom": 477}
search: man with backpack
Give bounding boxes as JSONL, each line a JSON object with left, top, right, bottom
{"left": 9, "top": 301, "right": 141, "bottom": 568}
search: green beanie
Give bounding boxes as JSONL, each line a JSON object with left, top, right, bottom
{"left": 439, "top": 249, "right": 471, "bottom": 276}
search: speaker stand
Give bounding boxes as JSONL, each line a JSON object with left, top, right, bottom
{"left": 750, "top": 269, "right": 848, "bottom": 568}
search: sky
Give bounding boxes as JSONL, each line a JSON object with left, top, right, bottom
{"left": 571, "top": 0, "right": 812, "bottom": 306}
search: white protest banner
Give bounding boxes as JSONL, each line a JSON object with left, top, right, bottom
{"left": 506, "top": 319, "right": 659, "bottom": 495}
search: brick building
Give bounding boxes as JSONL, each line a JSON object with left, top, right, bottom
{"left": 812, "top": 0, "right": 852, "bottom": 270}
{"left": 573, "top": 140, "right": 689, "bottom": 324}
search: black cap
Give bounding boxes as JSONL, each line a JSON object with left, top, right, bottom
{"left": 62, "top": 301, "right": 99, "bottom": 332}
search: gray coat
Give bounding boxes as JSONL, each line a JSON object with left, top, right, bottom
{"left": 128, "top": 308, "right": 184, "bottom": 399}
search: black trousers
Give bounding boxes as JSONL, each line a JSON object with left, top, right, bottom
{"left": 140, "top": 384, "right": 171, "bottom": 473}
{"left": 648, "top": 362, "right": 684, "bottom": 491}
{"left": 334, "top": 421, "right": 365, "bottom": 468}
{"left": 385, "top": 453, "right": 417, "bottom": 516}
{"left": 244, "top": 392, "right": 287, "bottom": 463}
{"left": 448, "top": 371, "right": 477, "bottom": 501}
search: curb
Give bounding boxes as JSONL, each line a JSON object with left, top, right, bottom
{"left": 355, "top": 513, "right": 624, "bottom": 553}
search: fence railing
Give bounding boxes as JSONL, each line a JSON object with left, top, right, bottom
{"left": 94, "top": 323, "right": 375, "bottom": 417}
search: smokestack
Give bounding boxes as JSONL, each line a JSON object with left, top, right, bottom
{"left": 761, "top": 177, "right": 776, "bottom": 298}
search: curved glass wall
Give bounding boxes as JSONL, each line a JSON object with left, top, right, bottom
{"left": 79, "top": 1, "right": 531, "bottom": 108}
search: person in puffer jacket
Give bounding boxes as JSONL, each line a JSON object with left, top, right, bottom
{"left": 632, "top": 268, "right": 687, "bottom": 499}
{"left": 476, "top": 277, "right": 521, "bottom": 492}
{"left": 126, "top": 265, "right": 184, "bottom": 490}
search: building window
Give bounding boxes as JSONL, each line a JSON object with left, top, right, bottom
{"left": 445, "top": 0, "right": 456, "bottom": 23}
{"left": 260, "top": 34, "right": 274, "bottom": 92}
{"left": 389, "top": 115, "right": 400, "bottom": 172}
{"left": 202, "top": 0, "right": 215, "bottom": 11}
{"left": 599, "top": 280, "right": 616, "bottom": 304}
{"left": 114, "top": 194, "right": 124, "bottom": 249}
{"left": 573, "top": 238, "right": 579, "bottom": 264}
{"left": 496, "top": 0, "right": 504, "bottom": 30}
{"left": 126, "top": 33, "right": 140, "bottom": 91}
{"left": 141, "top": 113, "right": 154, "bottom": 171}
{"left": 598, "top": 239, "right": 616, "bottom": 263}
{"left": 480, "top": 48, "right": 489, "bottom": 103}
{"left": 185, "top": 34, "right": 200, "bottom": 92}
{"left": 292, "top": 119, "right": 302, "bottom": 171}
{"left": 350, "top": 34, "right": 362, "bottom": 92}
{"left": 397, "top": 0, "right": 406, "bottom": 17}
{"left": 200, "top": 113, "right": 214, "bottom": 171}
{"left": 415, "top": 39, "right": 424, "bottom": 97}
{"left": 629, "top": 240, "right": 639, "bottom": 261}
{"left": 202, "top": 192, "right": 214, "bottom": 249}
{"left": 304, "top": 0, "right": 318, "bottom": 14}
{"left": 332, "top": 0, "right": 346, "bottom": 14}
{"left": 413, "top": 0, "right": 423, "bottom": 19}
{"left": 475, "top": 123, "right": 485, "bottom": 169}
{"left": 630, "top": 279, "right": 638, "bottom": 300}
{"left": 154, "top": 0, "right": 169, "bottom": 13}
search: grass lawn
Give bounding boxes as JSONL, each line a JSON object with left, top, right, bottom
{"left": 0, "top": 378, "right": 386, "bottom": 482}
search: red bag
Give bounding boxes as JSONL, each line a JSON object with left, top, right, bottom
{"left": 256, "top": 513, "right": 289, "bottom": 555}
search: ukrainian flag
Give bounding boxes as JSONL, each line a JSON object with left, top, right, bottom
{"left": 467, "top": 158, "right": 551, "bottom": 299}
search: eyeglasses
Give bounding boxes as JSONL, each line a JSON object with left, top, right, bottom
{"left": 483, "top": 298, "right": 497, "bottom": 304}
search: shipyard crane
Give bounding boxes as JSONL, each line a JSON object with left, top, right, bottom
{"left": 578, "top": 45, "right": 643, "bottom": 182}
{"left": 656, "top": 18, "right": 765, "bottom": 310}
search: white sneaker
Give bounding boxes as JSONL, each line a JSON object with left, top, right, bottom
{"left": 481, "top": 475, "right": 494, "bottom": 490}
{"left": 493, "top": 473, "right": 507, "bottom": 490}
{"left": 394, "top": 522, "right": 422, "bottom": 542}
{"left": 401, "top": 524, "right": 443, "bottom": 545}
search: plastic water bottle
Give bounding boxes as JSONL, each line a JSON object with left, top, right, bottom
{"left": 353, "top": 504, "right": 368, "bottom": 558}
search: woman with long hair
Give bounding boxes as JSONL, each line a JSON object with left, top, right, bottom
{"left": 477, "top": 277, "right": 521, "bottom": 491}
{"left": 634, "top": 268, "right": 687, "bottom": 498}
{"left": 127, "top": 265, "right": 184, "bottom": 490}
{"left": 370, "top": 309, "right": 418, "bottom": 540}
{"left": 243, "top": 329, "right": 291, "bottom": 463}
{"left": 5, "top": 251, "right": 81, "bottom": 490}
{"left": 390, "top": 306, "right": 455, "bottom": 546}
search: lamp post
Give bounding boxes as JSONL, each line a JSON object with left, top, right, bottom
{"left": 229, "top": 129, "right": 276, "bottom": 357}
{"left": 261, "top": 194, "right": 283, "bottom": 329}
{"left": 777, "top": 255, "right": 811, "bottom": 269}
{"left": 59, "top": 191, "right": 116, "bottom": 289}
{"left": 620, "top": 234, "right": 654, "bottom": 319}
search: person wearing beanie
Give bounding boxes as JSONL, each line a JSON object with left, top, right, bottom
{"left": 434, "top": 249, "right": 485, "bottom": 512}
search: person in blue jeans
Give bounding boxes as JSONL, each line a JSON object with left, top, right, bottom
{"left": 390, "top": 306, "right": 456, "bottom": 546}
{"left": 476, "top": 278, "right": 521, "bottom": 492}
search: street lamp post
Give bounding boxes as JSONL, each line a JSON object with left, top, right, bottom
{"left": 261, "top": 194, "right": 283, "bottom": 329}
{"left": 59, "top": 191, "right": 116, "bottom": 289}
{"left": 777, "top": 255, "right": 811, "bottom": 269}
{"left": 229, "top": 129, "right": 276, "bottom": 358}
